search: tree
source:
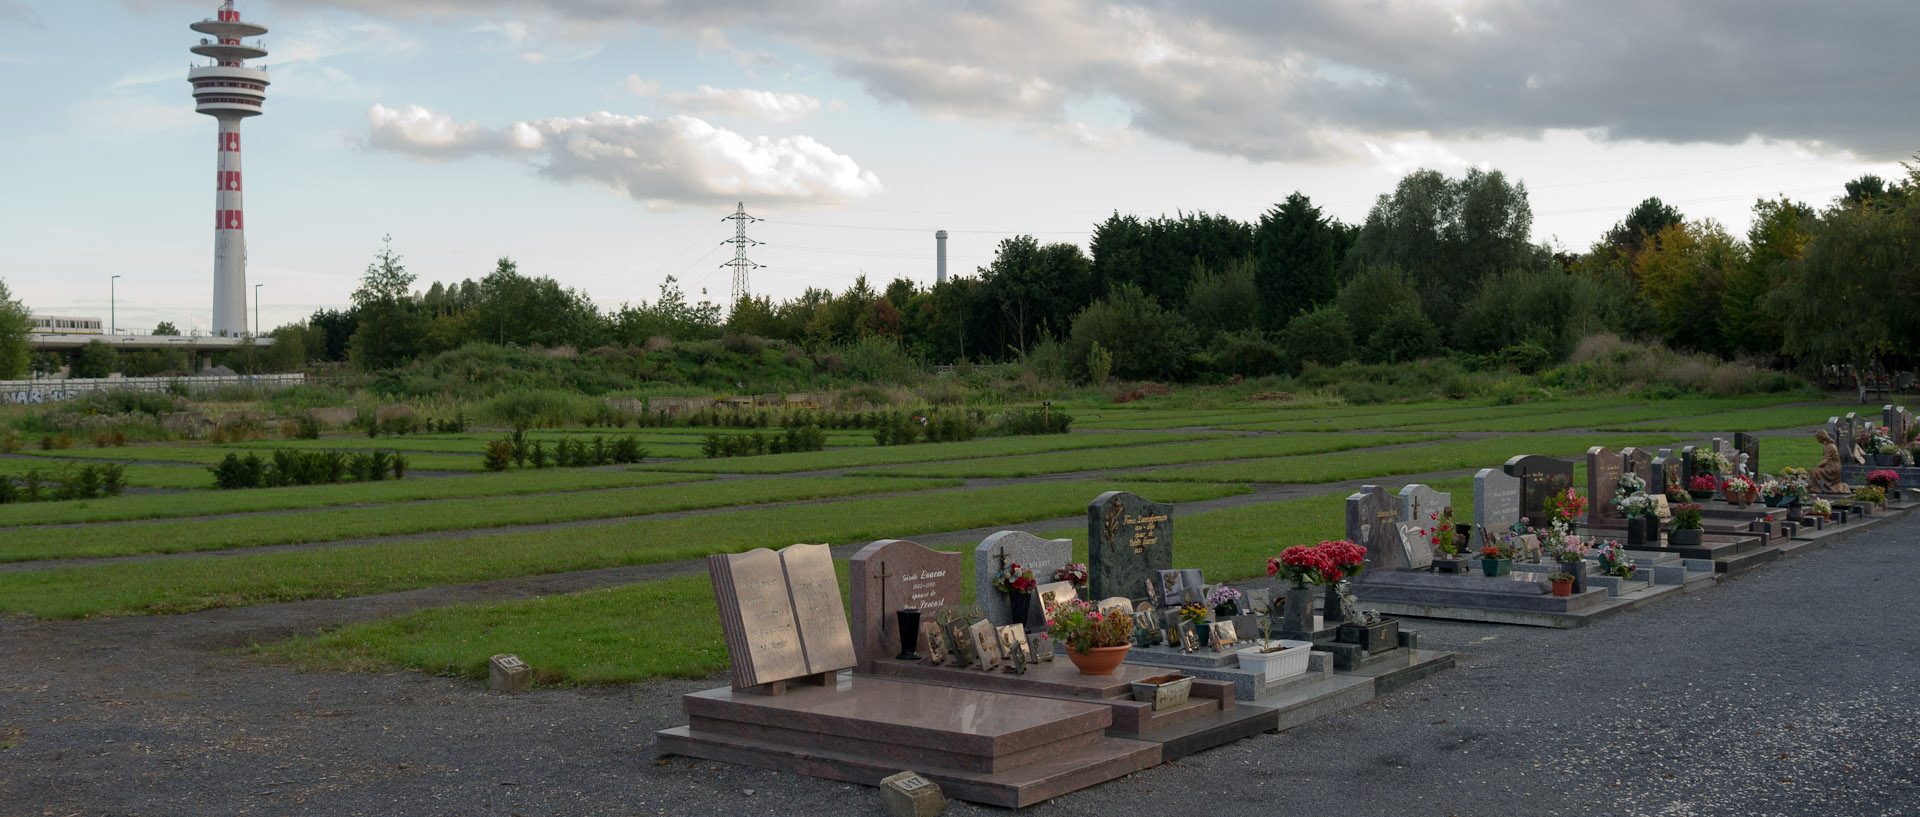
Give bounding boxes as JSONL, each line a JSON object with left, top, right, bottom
{"left": 1721, "top": 198, "right": 1815, "bottom": 355}
{"left": 1633, "top": 220, "right": 1745, "bottom": 353}
{"left": 1183, "top": 257, "right": 1259, "bottom": 338}
{"left": 0, "top": 278, "right": 29, "bottom": 379}
{"left": 1349, "top": 168, "right": 1537, "bottom": 327}
{"left": 348, "top": 236, "right": 427, "bottom": 370}
{"left": 152, "top": 321, "right": 180, "bottom": 336}
{"left": 1253, "top": 193, "right": 1345, "bottom": 330}
{"left": 1768, "top": 203, "right": 1910, "bottom": 402}
{"left": 307, "top": 308, "right": 357, "bottom": 361}
{"left": 1335, "top": 264, "right": 1423, "bottom": 352}
{"left": 1065, "top": 284, "right": 1194, "bottom": 381}
{"left": 71, "top": 339, "right": 119, "bottom": 378}
{"left": 978, "top": 235, "right": 1093, "bottom": 355}
{"left": 1277, "top": 305, "right": 1354, "bottom": 374}
{"left": 1603, "top": 197, "right": 1684, "bottom": 258}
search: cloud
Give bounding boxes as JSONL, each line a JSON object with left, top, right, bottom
{"left": 0, "top": 2, "right": 42, "bottom": 28}
{"left": 661, "top": 85, "right": 822, "bottom": 123}
{"left": 624, "top": 75, "right": 660, "bottom": 97}
{"left": 278, "top": 0, "right": 1920, "bottom": 163}
{"left": 363, "top": 103, "right": 882, "bottom": 209}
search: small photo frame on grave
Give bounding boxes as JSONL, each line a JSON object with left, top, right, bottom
{"left": 1098, "top": 597, "right": 1133, "bottom": 617}
{"left": 1517, "top": 534, "right": 1541, "bottom": 561}
{"left": 920, "top": 622, "right": 947, "bottom": 664}
{"left": 969, "top": 620, "right": 1002, "bottom": 671}
{"left": 1131, "top": 610, "right": 1161, "bottom": 645}
{"left": 997, "top": 623, "right": 1029, "bottom": 673}
{"left": 1035, "top": 581, "right": 1077, "bottom": 624}
{"left": 1176, "top": 620, "right": 1201, "bottom": 653}
{"left": 941, "top": 614, "right": 974, "bottom": 668}
{"left": 1144, "top": 577, "right": 1164, "bottom": 608}
{"left": 1209, "top": 620, "right": 1238, "bottom": 652}
{"left": 1029, "top": 632, "right": 1054, "bottom": 662}
{"left": 1247, "top": 588, "right": 1272, "bottom": 615}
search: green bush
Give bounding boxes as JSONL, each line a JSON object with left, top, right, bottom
{"left": 1277, "top": 306, "right": 1354, "bottom": 374}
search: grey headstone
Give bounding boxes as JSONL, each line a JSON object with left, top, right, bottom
{"left": 974, "top": 531, "right": 1071, "bottom": 628}
{"left": 1586, "top": 446, "right": 1623, "bottom": 524}
{"left": 1679, "top": 445, "right": 1698, "bottom": 482}
{"left": 1345, "top": 485, "right": 1405, "bottom": 571}
{"left": 489, "top": 653, "right": 531, "bottom": 694}
{"left": 879, "top": 771, "right": 945, "bottom": 817}
{"left": 1503, "top": 454, "right": 1573, "bottom": 526}
{"left": 1397, "top": 522, "right": 1434, "bottom": 570}
{"left": 1473, "top": 468, "right": 1523, "bottom": 538}
{"left": 1398, "top": 483, "right": 1451, "bottom": 530}
{"left": 1088, "top": 491, "right": 1173, "bottom": 602}
{"left": 1649, "top": 451, "right": 1672, "bottom": 496}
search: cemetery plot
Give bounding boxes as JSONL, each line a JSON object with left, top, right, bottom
{"left": 1596, "top": 403, "right": 1857, "bottom": 433}
{"left": 634, "top": 431, "right": 1215, "bottom": 474}
{"left": 1210, "top": 398, "right": 1630, "bottom": 432}
{"left": 1131, "top": 434, "right": 1687, "bottom": 483}
{"left": 856, "top": 432, "right": 1445, "bottom": 478}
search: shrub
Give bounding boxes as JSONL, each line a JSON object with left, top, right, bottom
{"left": 1277, "top": 306, "right": 1354, "bottom": 374}
{"left": 483, "top": 440, "right": 514, "bottom": 472}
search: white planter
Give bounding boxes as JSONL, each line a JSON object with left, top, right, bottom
{"left": 1235, "top": 639, "right": 1312, "bottom": 681}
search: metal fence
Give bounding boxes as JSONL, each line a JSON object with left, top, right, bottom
{"left": 0, "top": 373, "right": 309, "bottom": 405}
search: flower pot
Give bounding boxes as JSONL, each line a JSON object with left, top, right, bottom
{"left": 1764, "top": 494, "right": 1791, "bottom": 508}
{"left": 1065, "top": 644, "right": 1131, "bottom": 675}
{"left": 1281, "top": 585, "right": 1316, "bottom": 633}
{"left": 1689, "top": 490, "right": 1715, "bottom": 501}
{"left": 1670, "top": 528, "right": 1703, "bottom": 546}
{"left": 1643, "top": 516, "right": 1660, "bottom": 540}
{"left": 1213, "top": 601, "right": 1239, "bottom": 618}
{"left": 1007, "top": 590, "right": 1032, "bottom": 628}
{"left": 1130, "top": 673, "right": 1193, "bottom": 710}
{"left": 1875, "top": 453, "right": 1901, "bottom": 466}
{"left": 1433, "top": 556, "right": 1470, "bottom": 574}
{"left": 1550, "top": 578, "right": 1573, "bottom": 597}
{"left": 1322, "top": 583, "right": 1347, "bottom": 624}
{"left": 1235, "top": 640, "right": 1312, "bottom": 682}
{"left": 1481, "top": 557, "right": 1512, "bottom": 577}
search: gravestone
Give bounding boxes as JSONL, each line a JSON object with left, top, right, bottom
{"left": 879, "top": 771, "right": 945, "bottom": 817}
{"left": 1733, "top": 433, "right": 1760, "bottom": 476}
{"left": 1344, "top": 485, "right": 1405, "bottom": 571}
{"left": 489, "top": 654, "right": 531, "bottom": 694}
{"left": 1884, "top": 405, "right": 1909, "bottom": 447}
{"left": 1679, "top": 445, "right": 1698, "bottom": 483}
{"left": 1622, "top": 447, "right": 1654, "bottom": 489}
{"left": 1649, "top": 451, "right": 1673, "bottom": 495}
{"left": 851, "top": 539, "right": 962, "bottom": 672}
{"left": 1473, "top": 468, "right": 1523, "bottom": 539}
{"left": 974, "top": 531, "right": 1071, "bottom": 629}
{"left": 1843, "top": 413, "right": 1861, "bottom": 460}
{"left": 1396, "top": 522, "right": 1434, "bottom": 570}
{"left": 707, "top": 543, "right": 856, "bottom": 691}
{"left": 1087, "top": 491, "right": 1173, "bottom": 602}
{"left": 1503, "top": 455, "right": 1573, "bottom": 526}
{"left": 1398, "top": 483, "right": 1451, "bottom": 531}
{"left": 1586, "top": 447, "right": 1623, "bottom": 525}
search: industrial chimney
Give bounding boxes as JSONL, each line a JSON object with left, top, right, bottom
{"left": 935, "top": 230, "right": 948, "bottom": 285}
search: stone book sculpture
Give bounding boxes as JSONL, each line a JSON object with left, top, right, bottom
{"left": 708, "top": 543, "right": 858, "bottom": 692}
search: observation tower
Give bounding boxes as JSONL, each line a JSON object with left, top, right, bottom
{"left": 187, "top": 1, "right": 269, "bottom": 336}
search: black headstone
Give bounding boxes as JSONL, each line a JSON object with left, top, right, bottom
{"left": 1344, "top": 485, "right": 1405, "bottom": 571}
{"left": 1503, "top": 454, "right": 1574, "bottom": 526}
{"left": 1733, "top": 433, "right": 1760, "bottom": 476}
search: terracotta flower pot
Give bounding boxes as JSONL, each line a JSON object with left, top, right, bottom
{"left": 1065, "top": 644, "right": 1131, "bottom": 676}
{"left": 1550, "top": 579, "right": 1573, "bottom": 597}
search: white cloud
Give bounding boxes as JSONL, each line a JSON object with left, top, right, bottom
{"left": 623, "top": 75, "right": 660, "bottom": 97}
{"left": 363, "top": 103, "right": 882, "bottom": 209}
{"left": 661, "top": 85, "right": 822, "bottom": 123}
{"left": 0, "top": 1, "right": 42, "bottom": 28}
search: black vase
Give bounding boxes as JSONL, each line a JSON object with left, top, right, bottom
{"left": 1008, "top": 590, "right": 1033, "bottom": 628}
{"left": 1626, "top": 518, "right": 1645, "bottom": 545}
{"left": 895, "top": 608, "right": 921, "bottom": 661}
{"left": 1558, "top": 561, "right": 1585, "bottom": 594}
{"left": 1322, "top": 583, "right": 1347, "bottom": 624}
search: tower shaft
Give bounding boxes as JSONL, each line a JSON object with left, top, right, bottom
{"left": 720, "top": 201, "right": 761, "bottom": 305}
{"left": 212, "top": 119, "right": 247, "bottom": 334}
{"left": 189, "top": 0, "right": 268, "bottom": 336}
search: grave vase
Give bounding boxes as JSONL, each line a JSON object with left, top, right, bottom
{"left": 894, "top": 608, "right": 922, "bottom": 661}
{"left": 1481, "top": 558, "right": 1513, "bottom": 577}
{"left": 1557, "top": 561, "right": 1586, "bottom": 594}
{"left": 1875, "top": 453, "right": 1901, "bottom": 466}
{"left": 1625, "top": 517, "right": 1646, "bottom": 545}
{"left": 1007, "top": 591, "right": 1032, "bottom": 628}
{"left": 1670, "top": 528, "right": 1703, "bottom": 546}
{"left": 1321, "top": 583, "right": 1347, "bottom": 624}
{"left": 1281, "top": 585, "right": 1316, "bottom": 633}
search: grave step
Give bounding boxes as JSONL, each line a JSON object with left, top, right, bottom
{"left": 864, "top": 657, "right": 1235, "bottom": 737}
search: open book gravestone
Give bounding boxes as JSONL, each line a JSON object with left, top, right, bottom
{"left": 707, "top": 544, "right": 857, "bottom": 693}
{"left": 975, "top": 531, "right": 1071, "bottom": 629}
{"left": 1587, "top": 447, "right": 1623, "bottom": 526}
{"left": 850, "top": 539, "right": 961, "bottom": 673}
{"left": 1473, "top": 468, "right": 1522, "bottom": 547}
{"left": 1504, "top": 455, "right": 1573, "bottom": 528}
{"left": 1396, "top": 484, "right": 1448, "bottom": 569}
{"left": 1087, "top": 491, "right": 1172, "bottom": 602}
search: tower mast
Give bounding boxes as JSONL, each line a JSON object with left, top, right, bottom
{"left": 188, "top": 0, "right": 270, "bottom": 336}
{"left": 720, "top": 201, "right": 761, "bottom": 305}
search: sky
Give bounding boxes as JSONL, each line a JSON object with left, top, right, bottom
{"left": 1, "top": 0, "right": 1914, "bottom": 336}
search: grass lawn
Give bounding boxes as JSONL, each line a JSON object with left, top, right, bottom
{"left": 1130, "top": 434, "right": 1688, "bottom": 483}
{"left": 0, "top": 459, "right": 214, "bottom": 490}
{"left": 1596, "top": 403, "right": 1855, "bottom": 433}
{"left": 1395, "top": 397, "right": 1795, "bottom": 433}
{"left": 0, "top": 476, "right": 959, "bottom": 562}
{"left": 633, "top": 431, "right": 1217, "bottom": 474}
{"left": 0, "top": 480, "right": 1245, "bottom": 619}
{"left": 0, "top": 469, "right": 707, "bottom": 527}
{"left": 855, "top": 433, "right": 1447, "bottom": 478}
{"left": 1206, "top": 398, "right": 1630, "bottom": 432}
{"left": 14, "top": 445, "right": 489, "bottom": 472}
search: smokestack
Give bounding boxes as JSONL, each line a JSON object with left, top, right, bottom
{"left": 935, "top": 230, "right": 948, "bottom": 285}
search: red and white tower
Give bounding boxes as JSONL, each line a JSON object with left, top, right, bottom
{"left": 188, "top": 1, "right": 269, "bottom": 336}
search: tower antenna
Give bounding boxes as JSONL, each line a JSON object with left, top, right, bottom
{"left": 188, "top": 0, "right": 270, "bottom": 336}
{"left": 720, "top": 201, "right": 761, "bottom": 305}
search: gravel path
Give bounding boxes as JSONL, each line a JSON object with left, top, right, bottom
{"left": 2, "top": 506, "right": 1913, "bottom": 816}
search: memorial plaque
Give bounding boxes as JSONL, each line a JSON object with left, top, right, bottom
{"left": 1398, "top": 483, "right": 1452, "bottom": 530}
{"left": 708, "top": 548, "right": 810, "bottom": 690}
{"left": 1516, "top": 533, "right": 1541, "bottom": 561}
{"left": 968, "top": 619, "right": 1002, "bottom": 670}
{"left": 1210, "top": 620, "right": 1238, "bottom": 652}
{"left": 1035, "top": 580, "right": 1077, "bottom": 625}
{"left": 850, "top": 539, "right": 961, "bottom": 671}
{"left": 920, "top": 622, "right": 948, "bottom": 664}
{"left": 1344, "top": 485, "right": 1405, "bottom": 570}
{"left": 1622, "top": 447, "right": 1654, "bottom": 489}
{"left": 1155, "top": 569, "right": 1204, "bottom": 605}
{"left": 1504, "top": 454, "right": 1573, "bottom": 525}
{"left": 1247, "top": 588, "right": 1272, "bottom": 614}
{"left": 1088, "top": 491, "right": 1173, "bottom": 601}
{"left": 1395, "top": 522, "right": 1434, "bottom": 570}
{"left": 1653, "top": 495, "right": 1672, "bottom": 521}
{"left": 1586, "top": 446, "right": 1623, "bottom": 524}
{"left": 974, "top": 531, "right": 1072, "bottom": 628}
{"left": 1474, "top": 468, "right": 1523, "bottom": 536}
{"left": 781, "top": 543, "right": 858, "bottom": 677}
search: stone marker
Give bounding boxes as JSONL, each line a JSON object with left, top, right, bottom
{"left": 1087, "top": 491, "right": 1172, "bottom": 602}
{"left": 880, "top": 770, "right": 946, "bottom": 817}
{"left": 1473, "top": 468, "right": 1523, "bottom": 539}
{"left": 1651, "top": 449, "right": 1674, "bottom": 496}
{"left": 489, "top": 654, "right": 531, "bottom": 694}
{"left": 851, "top": 539, "right": 961, "bottom": 672}
{"left": 1397, "top": 522, "right": 1434, "bottom": 570}
{"left": 708, "top": 543, "right": 856, "bottom": 690}
{"left": 1345, "top": 485, "right": 1405, "bottom": 570}
{"left": 1504, "top": 454, "right": 1573, "bottom": 525}
{"left": 1586, "top": 446, "right": 1623, "bottom": 524}
{"left": 1622, "top": 447, "right": 1653, "bottom": 489}
{"left": 974, "top": 531, "right": 1071, "bottom": 628}
{"left": 1398, "top": 483, "right": 1451, "bottom": 531}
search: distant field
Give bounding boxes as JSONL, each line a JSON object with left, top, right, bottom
{"left": 1596, "top": 403, "right": 1853, "bottom": 433}
{"left": 1398, "top": 397, "right": 1797, "bottom": 433}
{"left": 1131, "top": 434, "right": 1688, "bottom": 483}
{"left": 635, "top": 431, "right": 1217, "bottom": 474}
{"left": 13, "top": 445, "right": 488, "bottom": 472}
{"left": 857, "top": 433, "right": 1447, "bottom": 478}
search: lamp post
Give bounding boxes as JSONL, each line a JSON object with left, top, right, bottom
{"left": 110, "top": 275, "right": 121, "bottom": 335}
{"left": 253, "top": 283, "right": 262, "bottom": 337}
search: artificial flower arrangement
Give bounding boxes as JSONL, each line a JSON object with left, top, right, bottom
{"left": 1809, "top": 497, "right": 1833, "bottom": 516}
{"left": 992, "top": 562, "right": 1038, "bottom": 594}
{"left": 1853, "top": 485, "right": 1888, "bottom": 505}
{"left": 1206, "top": 585, "right": 1243, "bottom": 616}
{"left": 1615, "top": 492, "right": 1656, "bottom": 519}
{"left": 1540, "top": 519, "right": 1592, "bottom": 564}
{"left": 1052, "top": 563, "right": 1089, "bottom": 587}
{"left": 1545, "top": 487, "right": 1588, "bottom": 524}
{"left": 1178, "top": 602, "right": 1211, "bottom": 625}
{"left": 1862, "top": 426, "right": 1900, "bottom": 455}
{"left": 1722, "top": 474, "right": 1759, "bottom": 496}
{"left": 1778, "top": 467, "right": 1814, "bottom": 502}
{"left": 1694, "top": 450, "right": 1732, "bottom": 475}
{"left": 1617, "top": 472, "right": 1648, "bottom": 495}
{"left": 1267, "top": 539, "right": 1369, "bottom": 586}
{"left": 1670, "top": 502, "right": 1705, "bottom": 530}
{"left": 1593, "top": 539, "right": 1636, "bottom": 579}
{"left": 1424, "top": 508, "right": 1458, "bottom": 556}
{"left": 1688, "top": 474, "right": 1720, "bottom": 493}
{"left": 1866, "top": 469, "right": 1901, "bottom": 489}
{"left": 1049, "top": 599, "right": 1137, "bottom": 653}
{"left": 1666, "top": 485, "right": 1691, "bottom": 504}
{"left": 1479, "top": 541, "right": 1514, "bottom": 561}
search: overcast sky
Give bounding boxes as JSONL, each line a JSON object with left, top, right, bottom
{"left": 2, "top": 0, "right": 1913, "bottom": 335}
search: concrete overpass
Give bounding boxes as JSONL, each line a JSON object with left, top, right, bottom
{"left": 30, "top": 333, "right": 273, "bottom": 372}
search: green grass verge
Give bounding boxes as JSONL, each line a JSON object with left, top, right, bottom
{"left": 1211, "top": 398, "right": 1634, "bottom": 432}
{"left": 1595, "top": 403, "right": 1856, "bottom": 433}
{"left": 1130, "top": 434, "right": 1688, "bottom": 483}
{"left": 0, "top": 476, "right": 958, "bottom": 562}
{"left": 14, "top": 445, "right": 487, "bottom": 472}
{"left": 0, "top": 459, "right": 214, "bottom": 490}
{"left": 0, "top": 480, "right": 1244, "bottom": 619}
{"left": 0, "top": 470, "right": 706, "bottom": 527}
{"left": 634, "top": 432, "right": 1216, "bottom": 474}
{"left": 855, "top": 433, "right": 1447, "bottom": 478}
{"left": 1395, "top": 397, "right": 1795, "bottom": 432}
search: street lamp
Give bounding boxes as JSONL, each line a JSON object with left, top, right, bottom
{"left": 110, "top": 275, "right": 121, "bottom": 335}
{"left": 254, "top": 283, "right": 262, "bottom": 337}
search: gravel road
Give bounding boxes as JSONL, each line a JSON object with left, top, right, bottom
{"left": 1, "top": 512, "right": 1914, "bottom": 816}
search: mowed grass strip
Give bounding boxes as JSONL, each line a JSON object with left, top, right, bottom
{"left": 0, "top": 470, "right": 706, "bottom": 527}
{"left": 634, "top": 432, "right": 1216, "bottom": 474}
{"left": 1211, "top": 398, "right": 1634, "bottom": 432}
{"left": 15, "top": 445, "right": 488, "bottom": 471}
{"left": 0, "top": 480, "right": 1245, "bottom": 619}
{"left": 857, "top": 433, "right": 1447, "bottom": 478}
{"left": 1595, "top": 403, "right": 1854, "bottom": 433}
{"left": 1131, "top": 434, "right": 1688, "bottom": 483}
{"left": 0, "top": 476, "right": 955, "bottom": 562}
{"left": 0, "top": 459, "right": 215, "bottom": 490}
{"left": 1396, "top": 396, "right": 1797, "bottom": 432}
{"left": 259, "top": 478, "right": 1467, "bottom": 686}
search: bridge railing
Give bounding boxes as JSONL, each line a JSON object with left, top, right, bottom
{"left": 0, "top": 373, "right": 308, "bottom": 405}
